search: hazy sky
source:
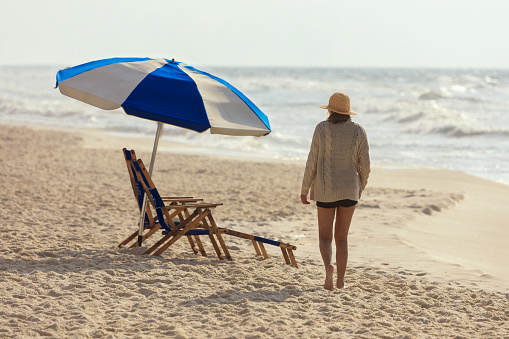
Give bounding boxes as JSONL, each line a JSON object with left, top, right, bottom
{"left": 1, "top": 0, "right": 508, "bottom": 68}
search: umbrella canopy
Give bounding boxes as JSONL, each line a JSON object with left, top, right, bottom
{"left": 55, "top": 57, "right": 271, "bottom": 246}
{"left": 55, "top": 57, "right": 270, "bottom": 136}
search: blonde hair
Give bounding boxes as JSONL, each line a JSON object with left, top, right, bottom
{"left": 327, "top": 111, "right": 351, "bottom": 124}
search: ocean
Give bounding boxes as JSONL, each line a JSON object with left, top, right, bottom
{"left": 1, "top": 65, "right": 508, "bottom": 185}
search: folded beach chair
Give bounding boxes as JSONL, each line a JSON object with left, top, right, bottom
{"left": 123, "top": 149, "right": 298, "bottom": 267}
{"left": 118, "top": 148, "right": 205, "bottom": 249}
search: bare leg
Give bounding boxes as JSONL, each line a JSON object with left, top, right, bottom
{"left": 335, "top": 205, "right": 356, "bottom": 289}
{"left": 318, "top": 207, "right": 336, "bottom": 291}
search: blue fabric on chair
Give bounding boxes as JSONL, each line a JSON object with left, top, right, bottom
{"left": 123, "top": 148, "right": 157, "bottom": 228}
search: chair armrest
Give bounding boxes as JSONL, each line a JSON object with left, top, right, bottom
{"left": 164, "top": 202, "right": 223, "bottom": 210}
{"left": 162, "top": 198, "right": 205, "bottom": 203}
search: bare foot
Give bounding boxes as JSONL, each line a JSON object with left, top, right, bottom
{"left": 337, "top": 279, "right": 344, "bottom": 289}
{"left": 324, "top": 265, "right": 334, "bottom": 291}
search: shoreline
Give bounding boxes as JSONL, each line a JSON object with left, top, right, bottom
{"left": 1, "top": 124, "right": 508, "bottom": 337}
{"left": 16, "top": 121, "right": 509, "bottom": 187}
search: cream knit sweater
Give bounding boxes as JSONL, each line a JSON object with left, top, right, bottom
{"left": 301, "top": 120, "right": 370, "bottom": 202}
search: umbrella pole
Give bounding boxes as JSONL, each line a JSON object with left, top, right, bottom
{"left": 137, "top": 122, "right": 164, "bottom": 247}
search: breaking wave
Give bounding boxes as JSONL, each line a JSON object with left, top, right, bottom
{"left": 1, "top": 65, "right": 509, "bottom": 184}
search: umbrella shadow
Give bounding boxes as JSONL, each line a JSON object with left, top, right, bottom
{"left": 0, "top": 247, "right": 168, "bottom": 275}
{"left": 0, "top": 246, "right": 295, "bottom": 275}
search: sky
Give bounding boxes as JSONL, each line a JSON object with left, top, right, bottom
{"left": 1, "top": 0, "right": 508, "bottom": 69}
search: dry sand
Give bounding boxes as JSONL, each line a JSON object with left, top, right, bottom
{"left": 1, "top": 124, "right": 508, "bottom": 338}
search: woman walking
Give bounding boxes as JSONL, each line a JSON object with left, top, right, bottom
{"left": 301, "top": 92, "right": 370, "bottom": 290}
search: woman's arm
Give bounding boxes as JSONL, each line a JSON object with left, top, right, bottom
{"left": 357, "top": 126, "right": 370, "bottom": 197}
{"left": 301, "top": 124, "right": 321, "bottom": 200}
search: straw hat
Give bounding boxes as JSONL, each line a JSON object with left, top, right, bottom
{"left": 319, "top": 92, "right": 357, "bottom": 115}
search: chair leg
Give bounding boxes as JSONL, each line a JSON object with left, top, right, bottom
{"left": 215, "top": 233, "right": 232, "bottom": 261}
{"left": 203, "top": 212, "right": 232, "bottom": 261}
{"left": 187, "top": 236, "right": 199, "bottom": 254}
{"left": 193, "top": 235, "right": 207, "bottom": 256}
{"left": 119, "top": 230, "right": 138, "bottom": 248}
{"left": 287, "top": 249, "right": 298, "bottom": 268}
{"left": 258, "top": 242, "right": 269, "bottom": 259}
{"left": 207, "top": 234, "right": 225, "bottom": 260}
{"left": 281, "top": 248, "right": 291, "bottom": 265}
{"left": 251, "top": 239, "right": 262, "bottom": 256}
{"left": 131, "top": 225, "right": 161, "bottom": 248}
{"left": 203, "top": 213, "right": 233, "bottom": 261}
{"left": 119, "top": 223, "right": 156, "bottom": 248}
{"left": 199, "top": 211, "right": 224, "bottom": 260}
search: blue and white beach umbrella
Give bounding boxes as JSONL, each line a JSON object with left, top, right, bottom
{"left": 56, "top": 57, "right": 270, "bottom": 137}
{"left": 56, "top": 57, "right": 271, "bottom": 246}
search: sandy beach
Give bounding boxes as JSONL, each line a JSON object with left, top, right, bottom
{"left": 1, "top": 124, "right": 508, "bottom": 338}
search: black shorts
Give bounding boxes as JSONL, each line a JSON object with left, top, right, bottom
{"left": 316, "top": 199, "right": 358, "bottom": 208}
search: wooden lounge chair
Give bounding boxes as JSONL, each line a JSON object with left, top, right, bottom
{"left": 132, "top": 158, "right": 232, "bottom": 259}
{"left": 123, "top": 149, "right": 298, "bottom": 267}
{"left": 119, "top": 148, "right": 206, "bottom": 250}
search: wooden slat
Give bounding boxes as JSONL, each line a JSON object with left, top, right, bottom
{"left": 163, "top": 203, "right": 223, "bottom": 210}
{"left": 187, "top": 236, "right": 198, "bottom": 254}
{"left": 251, "top": 239, "right": 262, "bottom": 256}
{"left": 216, "top": 235, "right": 232, "bottom": 261}
{"left": 281, "top": 248, "right": 291, "bottom": 265}
{"left": 119, "top": 221, "right": 160, "bottom": 248}
{"left": 162, "top": 198, "right": 204, "bottom": 203}
{"left": 199, "top": 209, "right": 210, "bottom": 229}
{"left": 119, "top": 230, "right": 138, "bottom": 248}
{"left": 258, "top": 242, "right": 269, "bottom": 259}
{"left": 202, "top": 212, "right": 222, "bottom": 260}
{"left": 130, "top": 224, "right": 162, "bottom": 248}
{"left": 226, "top": 229, "right": 255, "bottom": 241}
{"left": 207, "top": 234, "right": 223, "bottom": 259}
{"left": 288, "top": 249, "right": 298, "bottom": 268}
{"left": 143, "top": 209, "right": 199, "bottom": 254}
{"left": 193, "top": 235, "right": 207, "bottom": 256}
{"left": 153, "top": 209, "right": 211, "bottom": 256}
{"left": 280, "top": 243, "right": 298, "bottom": 251}
{"left": 206, "top": 213, "right": 232, "bottom": 261}
{"left": 144, "top": 233, "right": 172, "bottom": 255}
